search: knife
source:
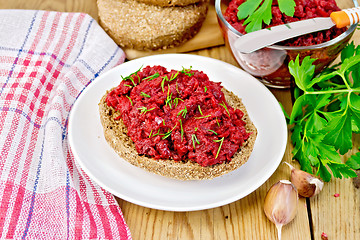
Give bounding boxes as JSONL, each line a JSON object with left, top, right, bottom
{"left": 235, "top": 7, "right": 360, "bottom": 54}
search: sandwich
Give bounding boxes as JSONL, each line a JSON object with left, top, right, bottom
{"left": 99, "top": 65, "right": 257, "bottom": 180}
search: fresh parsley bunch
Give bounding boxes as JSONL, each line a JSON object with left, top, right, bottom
{"left": 286, "top": 42, "right": 360, "bottom": 182}
{"left": 237, "top": 0, "right": 296, "bottom": 33}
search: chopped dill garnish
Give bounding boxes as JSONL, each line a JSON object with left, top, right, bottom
{"left": 124, "top": 84, "right": 133, "bottom": 88}
{"left": 194, "top": 115, "right": 211, "bottom": 119}
{"left": 148, "top": 129, "right": 153, "bottom": 138}
{"left": 161, "top": 73, "right": 178, "bottom": 92}
{"left": 219, "top": 102, "right": 230, "bottom": 117}
{"left": 152, "top": 129, "right": 161, "bottom": 137}
{"left": 121, "top": 65, "right": 143, "bottom": 86}
{"left": 162, "top": 131, "right": 172, "bottom": 139}
{"left": 216, "top": 117, "right": 220, "bottom": 127}
{"left": 169, "top": 71, "right": 179, "bottom": 81}
{"left": 173, "top": 97, "right": 183, "bottom": 108}
{"left": 165, "top": 87, "right": 173, "bottom": 109}
{"left": 195, "top": 127, "right": 198, "bottom": 131}
{"left": 179, "top": 119, "right": 184, "bottom": 141}
{"left": 198, "top": 105, "right": 203, "bottom": 115}
{"left": 121, "top": 65, "right": 142, "bottom": 80}
{"left": 140, "top": 92, "right": 151, "bottom": 98}
{"left": 177, "top": 106, "right": 187, "bottom": 118}
{"left": 180, "top": 66, "right": 194, "bottom": 77}
{"left": 126, "top": 95, "right": 133, "bottom": 106}
{"left": 207, "top": 129, "right": 218, "bottom": 135}
{"left": 143, "top": 72, "right": 160, "bottom": 81}
{"left": 129, "top": 77, "right": 136, "bottom": 87}
{"left": 161, "top": 124, "right": 177, "bottom": 140}
{"left": 204, "top": 86, "right": 207, "bottom": 93}
{"left": 191, "top": 134, "right": 200, "bottom": 149}
{"left": 161, "top": 76, "right": 168, "bottom": 92}
{"left": 138, "top": 106, "right": 155, "bottom": 114}
{"left": 213, "top": 137, "right": 224, "bottom": 159}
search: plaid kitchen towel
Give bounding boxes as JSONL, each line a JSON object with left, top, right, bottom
{"left": 0, "top": 10, "right": 131, "bottom": 239}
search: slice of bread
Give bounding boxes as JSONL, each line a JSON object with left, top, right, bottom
{"left": 99, "top": 87, "right": 257, "bottom": 180}
{"left": 97, "top": 0, "right": 208, "bottom": 50}
{"left": 136, "top": 0, "right": 202, "bottom": 7}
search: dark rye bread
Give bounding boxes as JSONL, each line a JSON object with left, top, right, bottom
{"left": 97, "top": 0, "right": 208, "bottom": 50}
{"left": 136, "top": 0, "right": 202, "bottom": 7}
{"left": 99, "top": 88, "right": 257, "bottom": 180}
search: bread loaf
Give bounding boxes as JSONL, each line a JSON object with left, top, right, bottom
{"left": 97, "top": 0, "right": 208, "bottom": 50}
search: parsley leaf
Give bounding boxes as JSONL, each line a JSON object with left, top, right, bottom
{"left": 237, "top": 0, "right": 262, "bottom": 20}
{"left": 350, "top": 96, "right": 360, "bottom": 133}
{"left": 327, "top": 162, "right": 357, "bottom": 179}
{"left": 278, "top": 0, "right": 296, "bottom": 16}
{"left": 237, "top": 0, "right": 296, "bottom": 33}
{"left": 241, "top": 0, "right": 272, "bottom": 33}
{"left": 288, "top": 55, "right": 316, "bottom": 91}
{"left": 346, "top": 151, "right": 360, "bottom": 170}
{"left": 286, "top": 42, "right": 360, "bottom": 181}
{"left": 322, "top": 110, "right": 352, "bottom": 155}
{"left": 317, "top": 162, "right": 332, "bottom": 182}
{"left": 341, "top": 41, "right": 356, "bottom": 62}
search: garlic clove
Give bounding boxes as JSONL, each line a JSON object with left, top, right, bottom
{"left": 264, "top": 180, "right": 298, "bottom": 240}
{"left": 284, "top": 162, "right": 324, "bottom": 198}
{"left": 308, "top": 177, "right": 324, "bottom": 197}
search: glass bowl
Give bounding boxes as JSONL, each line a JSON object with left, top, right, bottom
{"left": 215, "top": 0, "right": 358, "bottom": 88}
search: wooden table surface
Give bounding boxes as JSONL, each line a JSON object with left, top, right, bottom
{"left": 1, "top": 0, "right": 359, "bottom": 239}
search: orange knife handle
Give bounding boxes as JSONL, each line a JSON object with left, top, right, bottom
{"left": 330, "top": 7, "right": 360, "bottom": 28}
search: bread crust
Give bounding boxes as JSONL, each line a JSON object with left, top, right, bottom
{"left": 97, "top": 0, "right": 208, "bottom": 50}
{"left": 136, "top": 0, "right": 202, "bottom": 7}
{"left": 99, "top": 87, "right": 257, "bottom": 180}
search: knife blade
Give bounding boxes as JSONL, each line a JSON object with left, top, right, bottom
{"left": 234, "top": 7, "right": 360, "bottom": 54}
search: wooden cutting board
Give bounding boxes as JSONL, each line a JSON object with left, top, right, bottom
{"left": 124, "top": 3, "right": 225, "bottom": 60}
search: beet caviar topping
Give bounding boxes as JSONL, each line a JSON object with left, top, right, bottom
{"left": 106, "top": 65, "right": 251, "bottom": 167}
{"left": 224, "top": 0, "right": 346, "bottom": 47}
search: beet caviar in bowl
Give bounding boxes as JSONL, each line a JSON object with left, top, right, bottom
{"left": 215, "top": 0, "right": 358, "bottom": 88}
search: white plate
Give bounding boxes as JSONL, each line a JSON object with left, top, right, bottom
{"left": 68, "top": 54, "right": 287, "bottom": 212}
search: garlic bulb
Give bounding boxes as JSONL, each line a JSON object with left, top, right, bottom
{"left": 264, "top": 180, "right": 298, "bottom": 240}
{"left": 284, "top": 162, "right": 324, "bottom": 198}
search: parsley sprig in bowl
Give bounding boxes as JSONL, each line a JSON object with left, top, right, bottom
{"left": 237, "top": 0, "right": 296, "bottom": 33}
